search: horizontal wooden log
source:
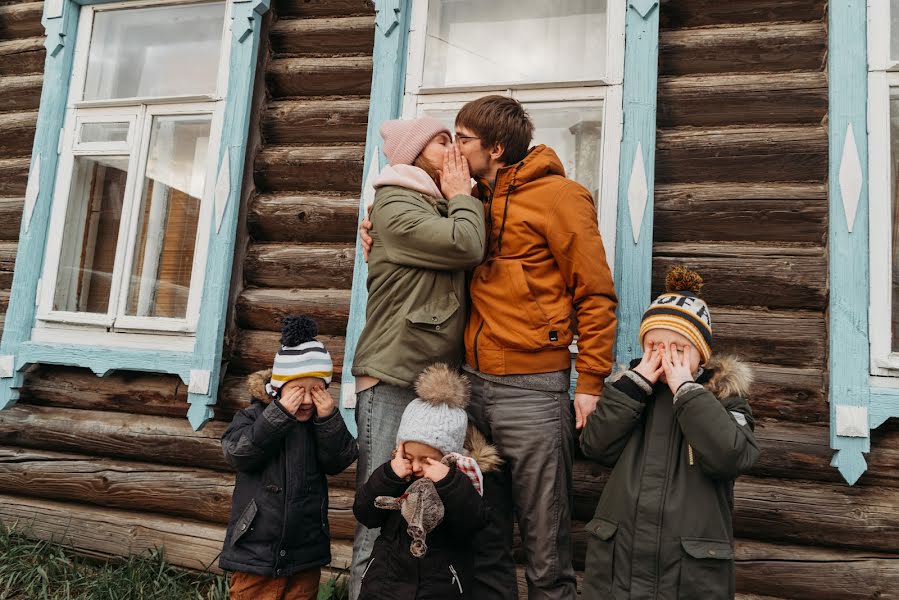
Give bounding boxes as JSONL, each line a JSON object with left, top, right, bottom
{"left": 653, "top": 182, "right": 827, "bottom": 244}
{"left": 266, "top": 57, "right": 372, "bottom": 98}
{"left": 244, "top": 242, "right": 355, "bottom": 288}
{"left": 0, "top": 445, "right": 359, "bottom": 532}
{"left": 655, "top": 125, "right": 827, "bottom": 184}
{"left": 273, "top": 0, "right": 374, "bottom": 19}
{"left": 0, "top": 493, "right": 227, "bottom": 572}
{"left": 0, "top": 157, "right": 29, "bottom": 195}
{"left": 248, "top": 193, "right": 359, "bottom": 243}
{"left": 270, "top": 16, "right": 373, "bottom": 56}
{"left": 0, "top": 197, "right": 22, "bottom": 239}
{"left": 0, "top": 73, "right": 41, "bottom": 112}
{"left": 0, "top": 110, "right": 35, "bottom": 156}
{"left": 0, "top": 405, "right": 231, "bottom": 471}
{"left": 657, "top": 72, "right": 827, "bottom": 128}
{"left": 0, "top": 36, "right": 44, "bottom": 76}
{"left": 660, "top": 0, "right": 825, "bottom": 29}
{"left": 233, "top": 329, "right": 345, "bottom": 376}
{"left": 713, "top": 308, "right": 824, "bottom": 368}
{"left": 254, "top": 145, "right": 364, "bottom": 193}
{"left": 652, "top": 243, "right": 827, "bottom": 310}
{"left": 749, "top": 363, "right": 826, "bottom": 423}
{"left": 0, "top": 2, "right": 43, "bottom": 40}
{"left": 733, "top": 539, "right": 899, "bottom": 600}
{"left": 659, "top": 22, "right": 826, "bottom": 77}
{"left": 236, "top": 287, "right": 350, "bottom": 335}
{"left": 262, "top": 99, "right": 369, "bottom": 145}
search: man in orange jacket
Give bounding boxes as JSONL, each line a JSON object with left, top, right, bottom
{"left": 359, "top": 95, "right": 617, "bottom": 600}
{"left": 453, "top": 95, "right": 617, "bottom": 600}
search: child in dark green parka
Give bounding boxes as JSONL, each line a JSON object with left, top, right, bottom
{"left": 581, "top": 267, "right": 759, "bottom": 600}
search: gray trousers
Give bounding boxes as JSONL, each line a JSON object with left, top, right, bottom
{"left": 467, "top": 372, "right": 578, "bottom": 600}
{"left": 348, "top": 382, "right": 417, "bottom": 600}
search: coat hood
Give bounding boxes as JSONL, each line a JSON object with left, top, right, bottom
{"left": 248, "top": 369, "right": 273, "bottom": 402}
{"left": 480, "top": 144, "right": 567, "bottom": 193}
{"left": 464, "top": 424, "right": 502, "bottom": 474}
{"left": 373, "top": 164, "right": 443, "bottom": 200}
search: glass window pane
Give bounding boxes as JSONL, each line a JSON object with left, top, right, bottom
{"left": 419, "top": 99, "right": 603, "bottom": 198}
{"left": 423, "top": 0, "right": 607, "bottom": 88}
{"left": 891, "top": 97, "right": 899, "bottom": 351}
{"left": 80, "top": 122, "right": 129, "bottom": 144}
{"left": 83, "top": 2, "right": 225, "bottom": 101}
{"left": 53, "top": 156, "right": 129, "bottom": 314}
{"left": 125, "top": 115, "right": 211, "bottom": 320}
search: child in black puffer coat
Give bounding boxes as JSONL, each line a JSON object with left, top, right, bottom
{"left": 353, "top": 364, "right": 501, "bottom": 600}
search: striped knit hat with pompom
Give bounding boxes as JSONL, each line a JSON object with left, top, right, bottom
{"left": 639, "top": 266, "right": 713, "bottom": 364}
{"left": 266, "top": 315, "right": 333, "bottom": 396}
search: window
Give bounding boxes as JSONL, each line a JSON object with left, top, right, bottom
{"left": 401, "top": 0, "right": 625, "bottom": 255}
{"left": 35, "top": 1, "right": 227, "bottom": 344}
{"left": 868, "top": 0, "right": 899, "bottom": 378}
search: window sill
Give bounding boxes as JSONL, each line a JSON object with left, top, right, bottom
{"left": 31, "top": 325, "right": 195, "bottom": 353}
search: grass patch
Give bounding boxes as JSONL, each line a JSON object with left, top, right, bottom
{"left": 0, "top": 524, "right": 349, "bottom": 600}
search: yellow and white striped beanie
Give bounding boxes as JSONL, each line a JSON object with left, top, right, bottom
{"left": 266, "top": 315, "right": 333, "bottom": 396}
{"left": 639, "top": 266, "right": 712, "bottom": 364}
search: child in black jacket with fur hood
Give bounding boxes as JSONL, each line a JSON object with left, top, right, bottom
{"left": 353, "top": 364, "right": 501, "bottom": 600}
{"left": 220, "top": 316, "right": 358, "bottom": 600}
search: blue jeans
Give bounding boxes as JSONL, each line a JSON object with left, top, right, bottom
{"left": 348, "top": 382, "right": 417, "bottom": 600}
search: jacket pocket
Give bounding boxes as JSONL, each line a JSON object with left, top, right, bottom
{"left": 406, "top": 292, "right": 460, "bottom": 332}
{"left": 584, "top": 517, "right": 618, "bottom": 595}
{"left": 678, "top": 538, "right": 734, "bottom": 599}
{"left": 231, "top": 498, "right": 257, "bottom": 545}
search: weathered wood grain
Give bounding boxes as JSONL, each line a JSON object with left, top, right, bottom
{"left": 244, "top": 243, "right": 355, "bottom": 288}
{"left": 248, "top": 193, "right": 359, "bottom": 243}
{"left": 273, "top": 0, "right": 374, "bottom": 19}
{"left": 270, "top": 16, "right": 373, "bottom": 56}
{"left": 0, "top": 73, "right": 41, "bottom": 112}
{"left": 0, "top": 157, "right": 29, "bottom": 195}
{"left": 0, "top": 405, "right": 231, "bottom": 471}
{"left": 660, "top": 0, "right": 825, "bottom": 29}
{"left": 749, "top": 363, "right": 826, "bottom": 424}
{"left": 659, "top": 22, "right": 826, "bottom": 77}
{"left": 652, "top": 243, "right": 827, "bottom": 310}
{"left": 266, "top": 57, "right": 372, "bottom": 98}
{"left": 654, "top": 182, "right": 827, "bottom": 244}
{"left": 254, "top": 145, "right": 364, "bottom": 193}
{"left": 655, "top": 125, "right": 827, "bottom": 184}
{"left": 0, "top": 197, "right": 23, "bottom": 240}
{"left": 0, "top": 110, "right": 37, "bottom": 156}
{"left": 233, "top": 329, "right": 345, "bottom": 376}
{"left": 263, "top": 99, "right": 369, "bottom": 145}
{"left": 657, "top": 72, "right": 827, "bottom": 128}
{"left": 236, "top": 288, "right": 350, "bottom": 334}
{"left": 0, "top": 36, "right": 44, "bottom": 76}
{"left": 712, "top": 308, "right": 825, "bottom": 368}
{"left": 0, "top": 2, "right": 43, "bottom": 41}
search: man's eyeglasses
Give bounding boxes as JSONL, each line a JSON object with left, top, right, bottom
{"left": 454, "top": 134, "right": 480, "bottom": 144}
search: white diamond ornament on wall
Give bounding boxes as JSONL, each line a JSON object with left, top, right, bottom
{"left": 23, "top": 155, "right": 40, "bottom": 233}
{"left": 627, "top": 142, "right": 649, "bottom": 243}
{"left": 838, "top": 123, "right": 863, "bottom": 233}
{"left": 214, "top": 149, "right": 231, "bottom": 233}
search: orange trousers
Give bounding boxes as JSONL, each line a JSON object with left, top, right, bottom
{"left": 229, "top": 568, "right": 320, "bottom": 600}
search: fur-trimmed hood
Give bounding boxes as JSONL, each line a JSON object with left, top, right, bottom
{"left": 464, "top": 425, "right": 502, "bottom": 474}
{"left": 617, "top": 354, "right": 753, "bottom": 400}
{"left": 248, "top": 369, "right": 273, "bottom": 402}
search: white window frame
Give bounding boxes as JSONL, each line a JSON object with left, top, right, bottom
{"left": 33, "top": 0, "right": 230, "bottom": 348}
{"left": 400, "top": 0, "right": 626, "bottom": 264}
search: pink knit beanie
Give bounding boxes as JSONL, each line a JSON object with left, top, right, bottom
{"left": 380, "top": 117, "right": 451, "bottom": 166}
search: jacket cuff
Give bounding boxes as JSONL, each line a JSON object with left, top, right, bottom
{"left": 383, "top": 461, "right": 408, "bottom": 483}
{"left": 673, "top": 382, "right": 705, "bottom": 404}
{"left": 575, "top": 371, "right": 606, "bottom": 396}
{"left": 610, "top": 373, "right": 651, "bottom": 402}
{"left": 264, "top": 400, "right": 296, "bottom": 431}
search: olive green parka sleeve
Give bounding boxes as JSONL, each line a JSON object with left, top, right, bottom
{"left": 674, "top": 385, "right": 760, "bottom": 480}
{"left": 580, "top": 376, "right": 648, "bottom": 468}
{"left": 372, "top": 188, "right": 485, "bottom": 271}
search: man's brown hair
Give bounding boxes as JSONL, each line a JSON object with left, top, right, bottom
{"left": 455, "top": 95, "right": 534, "bottom": 166}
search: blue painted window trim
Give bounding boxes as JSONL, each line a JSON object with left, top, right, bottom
{"left": 828, "top": 0, "right": 899, "bottom": 484}
{"left": 340, "top": 1, "right": 660, "bottom": 432}
{"left": 0, "top": 0, "right": 271, "bottom": 430}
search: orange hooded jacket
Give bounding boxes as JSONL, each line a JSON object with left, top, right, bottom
{"left": 464, "top": 145, "right": 618, "bottom": 395}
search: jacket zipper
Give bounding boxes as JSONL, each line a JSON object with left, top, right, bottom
{"left": 274, "top": 437, "right": 289, "bottom": 572}
{"left": 688, "top": 444, "right": 695, "bottom": 466}
{"left": 472, "top": 182, "right": 494, "bottom": 372}
{"left": 472, "top": 320, "right": 485, "bottom": 370}
{"left": 449, "top": 564, "right": 463, "bottom": 594}
{"left": 361, "top": 558, "right": 374, "bottom": 581}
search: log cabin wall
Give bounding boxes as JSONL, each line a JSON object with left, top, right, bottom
{"left": 0, "top": 0, "right": 896, "bottom": 598}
